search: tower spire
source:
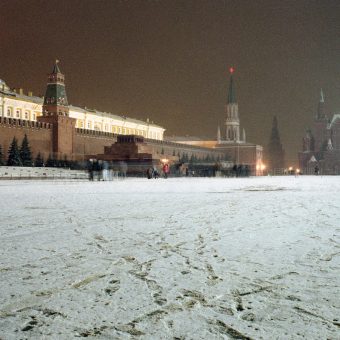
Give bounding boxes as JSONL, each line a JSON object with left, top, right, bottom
{"left": 227, "top": 67, "right": 236, "bottom": 104}
{"left": 217, "top": 125, "right": 221, "bottom": 143}
{"left": 316, "top": 88, "right": 326, "bottom": 120}
{"left": 52, "top": 59, "right": 61, "bottom": 74}
{"left": 225, "top": 66, "right": 240, "bottom": 142}
{"left": 320, "top": 88, "right": 324, "bottom": 103}
{"left": 43, "top": 60, "right": 69, "bottom": 116}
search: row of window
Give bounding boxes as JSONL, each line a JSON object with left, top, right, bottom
{"left": 5, "top": 107, "right": 37, "bottom": 120}
{"left": 4, "top": 107, "right": 161, "bottom": 139}
{"left": 77, "top": 120, "right": 160, "bottom": 138}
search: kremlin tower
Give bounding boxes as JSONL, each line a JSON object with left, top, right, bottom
{"left": 38, "top": 61, "right": 76, "bottom": 159}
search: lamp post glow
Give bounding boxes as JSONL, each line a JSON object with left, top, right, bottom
{"left": 256, "top": 162, "right": 266, "bottom": 176}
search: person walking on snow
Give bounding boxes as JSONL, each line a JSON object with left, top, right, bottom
{"left": 163, "top": 163, "right": 169, "bottom": 178}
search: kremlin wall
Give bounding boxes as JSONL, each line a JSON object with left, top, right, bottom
{"left": 0, "top": 62, "right": 264, "bottom": 175}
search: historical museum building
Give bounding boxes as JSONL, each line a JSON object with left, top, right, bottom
{"left": 298, "top": 90, "right": 340, "bottom": 175}
{"left": 0, "top": 62, "right": 263, "bottom": 174}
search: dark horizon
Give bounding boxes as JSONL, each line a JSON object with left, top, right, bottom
{"left": 1, "top": 0, "right": 339, "bottom": 165}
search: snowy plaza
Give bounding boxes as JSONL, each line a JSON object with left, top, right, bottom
{"left": 0, "top": 176, "right": 339, "bottom": 339}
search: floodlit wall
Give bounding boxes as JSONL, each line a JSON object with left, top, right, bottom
{"left": 0, "top": 117, "right": 52, "bottom": 161}
{"left": 0, "top": 87, "right": 165, "bottom": 140}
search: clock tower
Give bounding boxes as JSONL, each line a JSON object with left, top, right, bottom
{"left": 38, "top": 61, "right": 76, "bottom": 159}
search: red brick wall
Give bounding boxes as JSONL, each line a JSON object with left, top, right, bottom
{"left": 73, "top": 131, "right": 117, "bottom": 161}
{"left": 0, "top": 118, "right": 52, "bottom": 162}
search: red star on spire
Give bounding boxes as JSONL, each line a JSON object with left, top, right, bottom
{"left": 229, "top": 67, "right": 234, "bottom": 74}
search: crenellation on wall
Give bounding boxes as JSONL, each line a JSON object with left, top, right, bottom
{"left": 75, "top": 128, "right": 116, "bottom": 139}
{"left": 0, "top": 119, "right": 52, "bottom": 162}
{"left": 0, "top": 117, "right": 52, "bottom": 130}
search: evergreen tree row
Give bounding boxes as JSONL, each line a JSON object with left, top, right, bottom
{"left": 0, "top": 134, "right": 44, "bottom": 167}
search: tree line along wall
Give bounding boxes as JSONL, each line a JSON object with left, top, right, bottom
{"left": 0, "top": 118, "right": 52, "bottom": 161}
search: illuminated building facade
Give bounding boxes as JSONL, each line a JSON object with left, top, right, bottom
{"left": 0, "top": 62, "right": 165, "bottom": 161}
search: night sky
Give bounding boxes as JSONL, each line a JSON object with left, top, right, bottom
{"left": 1, "top": 0, "right": 339, "bottom": 164}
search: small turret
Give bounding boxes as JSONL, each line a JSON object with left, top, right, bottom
{"left": 316, "top": 88, "right": 326, "bottom": 120}
{"left": 217, "top": 125, "right": 221, "bottom": 143}
{"left": 326, "top": 138, "right": 333, "bottom": 151}
{"left": 302, "top": 128, "right": 315, "bottom": 152}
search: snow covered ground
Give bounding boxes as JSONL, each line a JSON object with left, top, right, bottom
{"left": 0, "top": 176, "right": 339, "bottom": 339}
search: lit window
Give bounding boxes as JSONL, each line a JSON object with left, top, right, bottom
{"left": 32, "top": 113, "right": 36, "bottom": 120}
{"left": 118, "top": 127, "right": 121, "bottom": 134}
{"left": 7, "top": 108, "right": 13, "bottom": 117}
{"left": 24, "top": 111, "right": 29, "bottom": 119}
{"left": 16, "top": 109, "right": 20, "bottom": 118}
{"left": 87, "top": 122, "right": 92, "bottom": 129}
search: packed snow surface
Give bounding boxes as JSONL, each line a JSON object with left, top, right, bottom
{"left": 0, "top": 176, "right": 339, "bottom": 339}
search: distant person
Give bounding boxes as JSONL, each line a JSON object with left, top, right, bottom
{"left": 87, "top": 159, "right": 94, "bottom": 181}
{"left": 97, "top": 160, "right": 103, "bottom": 181}
{"left": 153, "top": 167, "right": 159, "bottom": 179}
{"left": 236, "top": 164, "right": 243, "bottom": 177}
{"left": 93, "top": 159, "right": 99, "bottom": 181}
{"left": 146, "top": 167, "right": 153, "bottom": 179}
{"left": 119, "top": 161, "right": 128, "bottom": 178}
{"left": 185, "top": 167, "right": 189, "bottom": 177}
{"left": 102, "top": 161, "right": 109, "bottom": 181}
{"left": 232, "top": 164, "right": 237, "bottom": 177}
{"left": 162, "top": 163, "right": 169, "bottom": 178}
{"left": 314, "top": 165, "right": 319, "bottom": 175}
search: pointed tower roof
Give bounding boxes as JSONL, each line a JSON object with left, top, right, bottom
{"left": 316, "top": 88, "right": 326, "bottom": 120}
{"left": 52, "top": 60, "right": 61, "bottom": 74}
{"left": 227, "top": 67, "right": 236, "bottom": 104}
{"left": 43, "top": 61, "right": 69, "bottom": 113}
{"left": 217, "top": 125, "right": 221, "bottom": 142}
{"left": 320, "top": 88, "right": 324, "bottom": 103}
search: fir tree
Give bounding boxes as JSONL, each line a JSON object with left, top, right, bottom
{"left": 46, "top": 154, "right": 55, "bottom": 167}
{"left": 35, "top": 152, "right": 44, "bottom": 167}
{"left": 20, "top": 134, "right": 33, "bottom": 167}
{"left": 0, "top": 144, "right": 4, "bottom": 166}
{"left": 267, "top": 116, "right": 285, "bottom": 171}
{"left": 7, "top": 137, "right": 22, "bottom": 166}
